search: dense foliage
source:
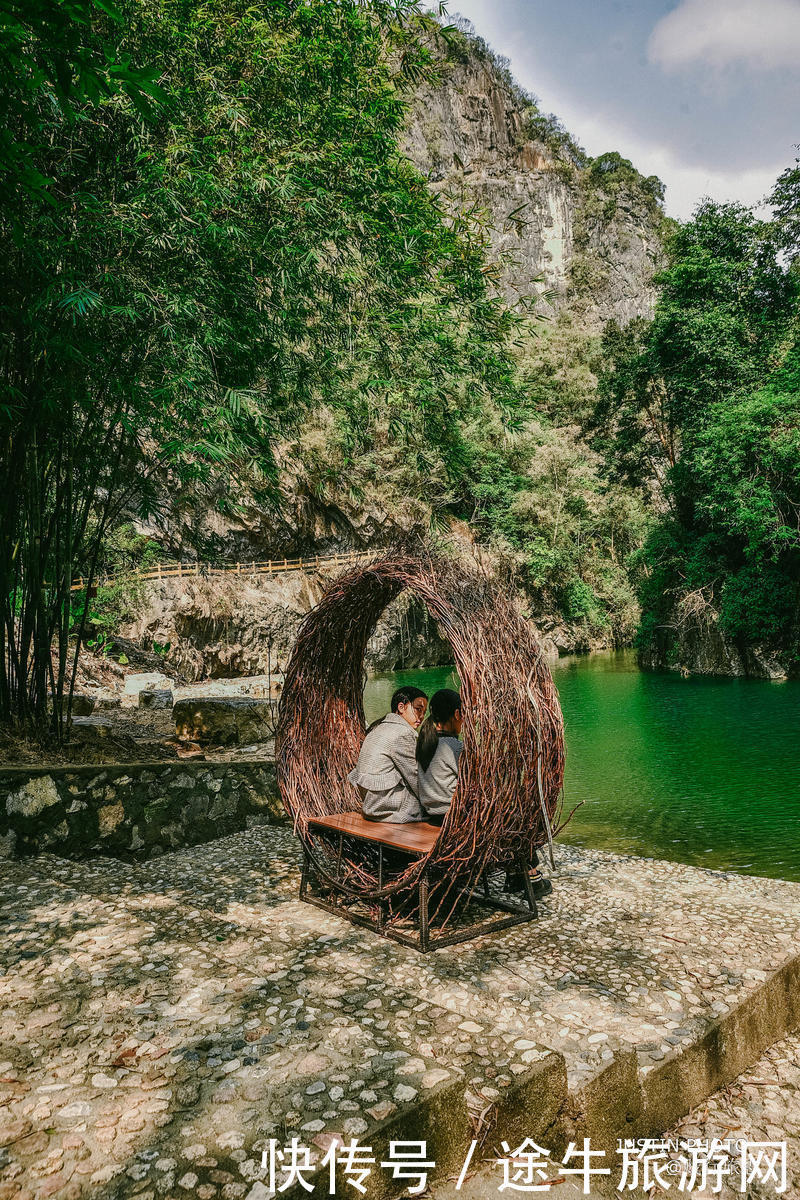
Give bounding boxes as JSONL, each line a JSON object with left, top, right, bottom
{"left": 0, "top": 0, "right": 164, "bottom": 202}
{"left": 0, "top": 0, "right": 528, "bottom": 732}
{"left": 6, "top": 0, "right": 794, "bottom": 735}
{"left": 457, "top": 413, "right": 645, "bottom": 642}
{"left": 594, "top": 195, "right": 800, "bottom": 665}
{"left": 276, "top": 310, "right": 650, "bottom": 649}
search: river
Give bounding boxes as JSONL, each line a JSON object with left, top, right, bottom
{"left": 363, "top": 650, "right": 800, "bottom": 882}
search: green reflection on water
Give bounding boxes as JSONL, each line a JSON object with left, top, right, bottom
{"left": 364, "top": 651, "right": 800, "bottom": 881}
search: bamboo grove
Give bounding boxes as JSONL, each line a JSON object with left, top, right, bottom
{"left": 0, "top": 0, "right": 529, "bottom": 735}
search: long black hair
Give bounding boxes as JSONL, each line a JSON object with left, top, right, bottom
{"left": 415, "top": 688, "right": 461, "bottom": 772}
{"left": 365, "top": 686, "right": 428, "bottom": 735}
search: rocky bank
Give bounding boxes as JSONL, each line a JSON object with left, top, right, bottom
{"left": 639, "top": 601, "right": 794, "bottom": 681}
{"left": 119, "top": 568, "right": 453, "bottom": 681}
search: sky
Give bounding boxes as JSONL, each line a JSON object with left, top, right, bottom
{"left": 445, "top": 0, "right": 800, "bottom": 220}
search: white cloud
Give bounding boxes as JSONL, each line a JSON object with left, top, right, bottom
{"left": 648, "top": 0, "right": 800, "bottom": 72}
{"left": 448, "top": 1, "right": 792, "bottom": 219}
{"left": 543, "top": 98, "right": 781, "bottom": 220}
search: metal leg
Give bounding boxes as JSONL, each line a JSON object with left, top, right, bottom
{"left": 298, "top": 833, "right": 538, "bottom": 951}
{"left": 419, "top": 869, "right": 430, "bottom": 953}
{"left": 331, "top": 832, "right": 344, "bottom": 906}
{"left": 518, "top": 857, "right": 539, "bottom": 918}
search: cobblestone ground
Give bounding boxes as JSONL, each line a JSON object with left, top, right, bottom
{"left": 1, "top": 825, "right": 799, "bottom": 1199}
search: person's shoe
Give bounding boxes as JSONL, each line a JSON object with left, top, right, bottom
{"left": 530, "top": 873, "right": 552, "bottom": 900}
{"left": 503, "top": 869, "right": 553, "bottom": 899}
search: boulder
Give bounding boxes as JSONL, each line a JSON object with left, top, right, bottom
{"left": 71, "top": 715, "right": 113, "bottom": 738}
{"left": 172, "top": 675, "right": 283, "bottom": 702}
{"left": 67, "top": 717, "right": 138, "bottom": 759}
{"left": 139, "top": 688, "right": 173, "bottom": 710}
{"left": 173, "top": 697, "right": 275, "bottom": 745}
{"left": 123, "top": 672, "right": 170, "bottom": 697}
{"left": 6, "top": 775, "right": 60, "bottom": 818}
{"left": 745, "top": 646, "right": 789, "bottom": 681}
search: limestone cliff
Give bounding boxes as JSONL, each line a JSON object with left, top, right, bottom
{"left": 115, "top": 555, "right": 615, "bottom": 683}
{"left": 120, "top": 570, "right": 452, "bottom": 680}
{"left": 402, "top": 26, "right": 664, "bottom": 329}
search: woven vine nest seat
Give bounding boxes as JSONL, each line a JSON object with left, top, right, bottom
{"left": 276, "top": 554, "right": 565, "bottom": 952}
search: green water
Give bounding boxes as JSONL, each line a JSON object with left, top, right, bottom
{"left": 364, "top": 651, "right": 800, "bottom": 882}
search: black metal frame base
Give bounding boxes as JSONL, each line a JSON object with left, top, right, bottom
{"left": 299, "top": 844, "right": 538, "bottom": 952}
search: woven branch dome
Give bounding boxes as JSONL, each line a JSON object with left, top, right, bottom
{"left": 276, "top": 554, "right": 565, "bottom": 921}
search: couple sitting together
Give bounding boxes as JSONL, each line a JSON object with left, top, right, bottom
{"left": 348, "top": 686, "right": 460, "bottom": 826}
{"left": 348, "top": 685, "right": 552, "bottom": 898}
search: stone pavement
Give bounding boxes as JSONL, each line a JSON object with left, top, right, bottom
{"left": 1, "top": 825, "right": 799, "bottom": 1199}
{"left": 430, "top": 1028, "right": 800, "bottom": 1199}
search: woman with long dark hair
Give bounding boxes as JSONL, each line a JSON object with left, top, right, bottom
{"left": 415, "top": 688, "right": 463, "bottom": 825}
{"left": 416, "top": 687, "right": 554, "bottom": 899}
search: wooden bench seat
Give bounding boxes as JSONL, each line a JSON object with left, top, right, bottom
{"left": 301, "top": 810, "right": 537, "bottom": 952}
{"left": 308, "top": 811, "right": 439, "bottom": 856}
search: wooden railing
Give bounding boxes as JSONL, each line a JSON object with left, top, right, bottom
{"left": 69, "top": 550, "right": 373, "bottom": 592}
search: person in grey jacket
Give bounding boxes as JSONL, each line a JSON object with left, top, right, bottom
{"left": 416, "top": 688, "right": 554, "bottom": 900}
{"left": 348, "top": 687, "right": 428, "bottom": 823}
{"left": 416, "top": 689, "right": 463, "bottom": 824}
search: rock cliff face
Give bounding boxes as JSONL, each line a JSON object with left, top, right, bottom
{"left": 135, "top": 445, "right": 421, "bottom": 565}
{"left": 639, "top": 606, "right": 792, "bottom": 681}
{"left": 402, "top": 36, "right": 663, "bottom": 329}
{"left": 121, "top": 570, "right": 452, "bottom": 681}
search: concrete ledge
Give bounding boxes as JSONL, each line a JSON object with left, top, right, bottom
{"left": 567, "top": 1049, "right": 643, "bottom": 1158}
{"left": 283, "top": 1051, "right": 570, "bottom": 1199}
{"left": 642, "top": 949, "right": 800, "bottom": 1133}
{"left": 487, "top": 1048, "right": 570, "bottom": 1159}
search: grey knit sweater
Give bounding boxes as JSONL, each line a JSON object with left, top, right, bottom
{"left": 418, "top": 735, "right": 463, "bottom": 818}
{"left": 347, "top": 712, "right": 423, "bottom": 823}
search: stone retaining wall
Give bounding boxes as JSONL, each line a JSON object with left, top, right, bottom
{"left": 0, "top": 759, "right": 282, "bottom": 861}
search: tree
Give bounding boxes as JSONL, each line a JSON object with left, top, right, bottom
{"left": 0, "top": 0, "right": 528, "bottom": 735}
{"left": 594, "top": 202, "right": 794, "bottom": 480}
{"left": 693, "top": 349, "right": 800, "bottom": 646}
{"left": 591, "top": 317, "right": 676, "bottom": 495}
{"left": 0, "top": 0, "right": 164, "bottom": 203}
{"left": 455, "top": 411, "right": 647, "bottom": 643}
{"left": 592, "top": 192, "right": 800, "bottom": 663}
{"left": 770, "top": 149, "right": 800, "bottom": 258}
